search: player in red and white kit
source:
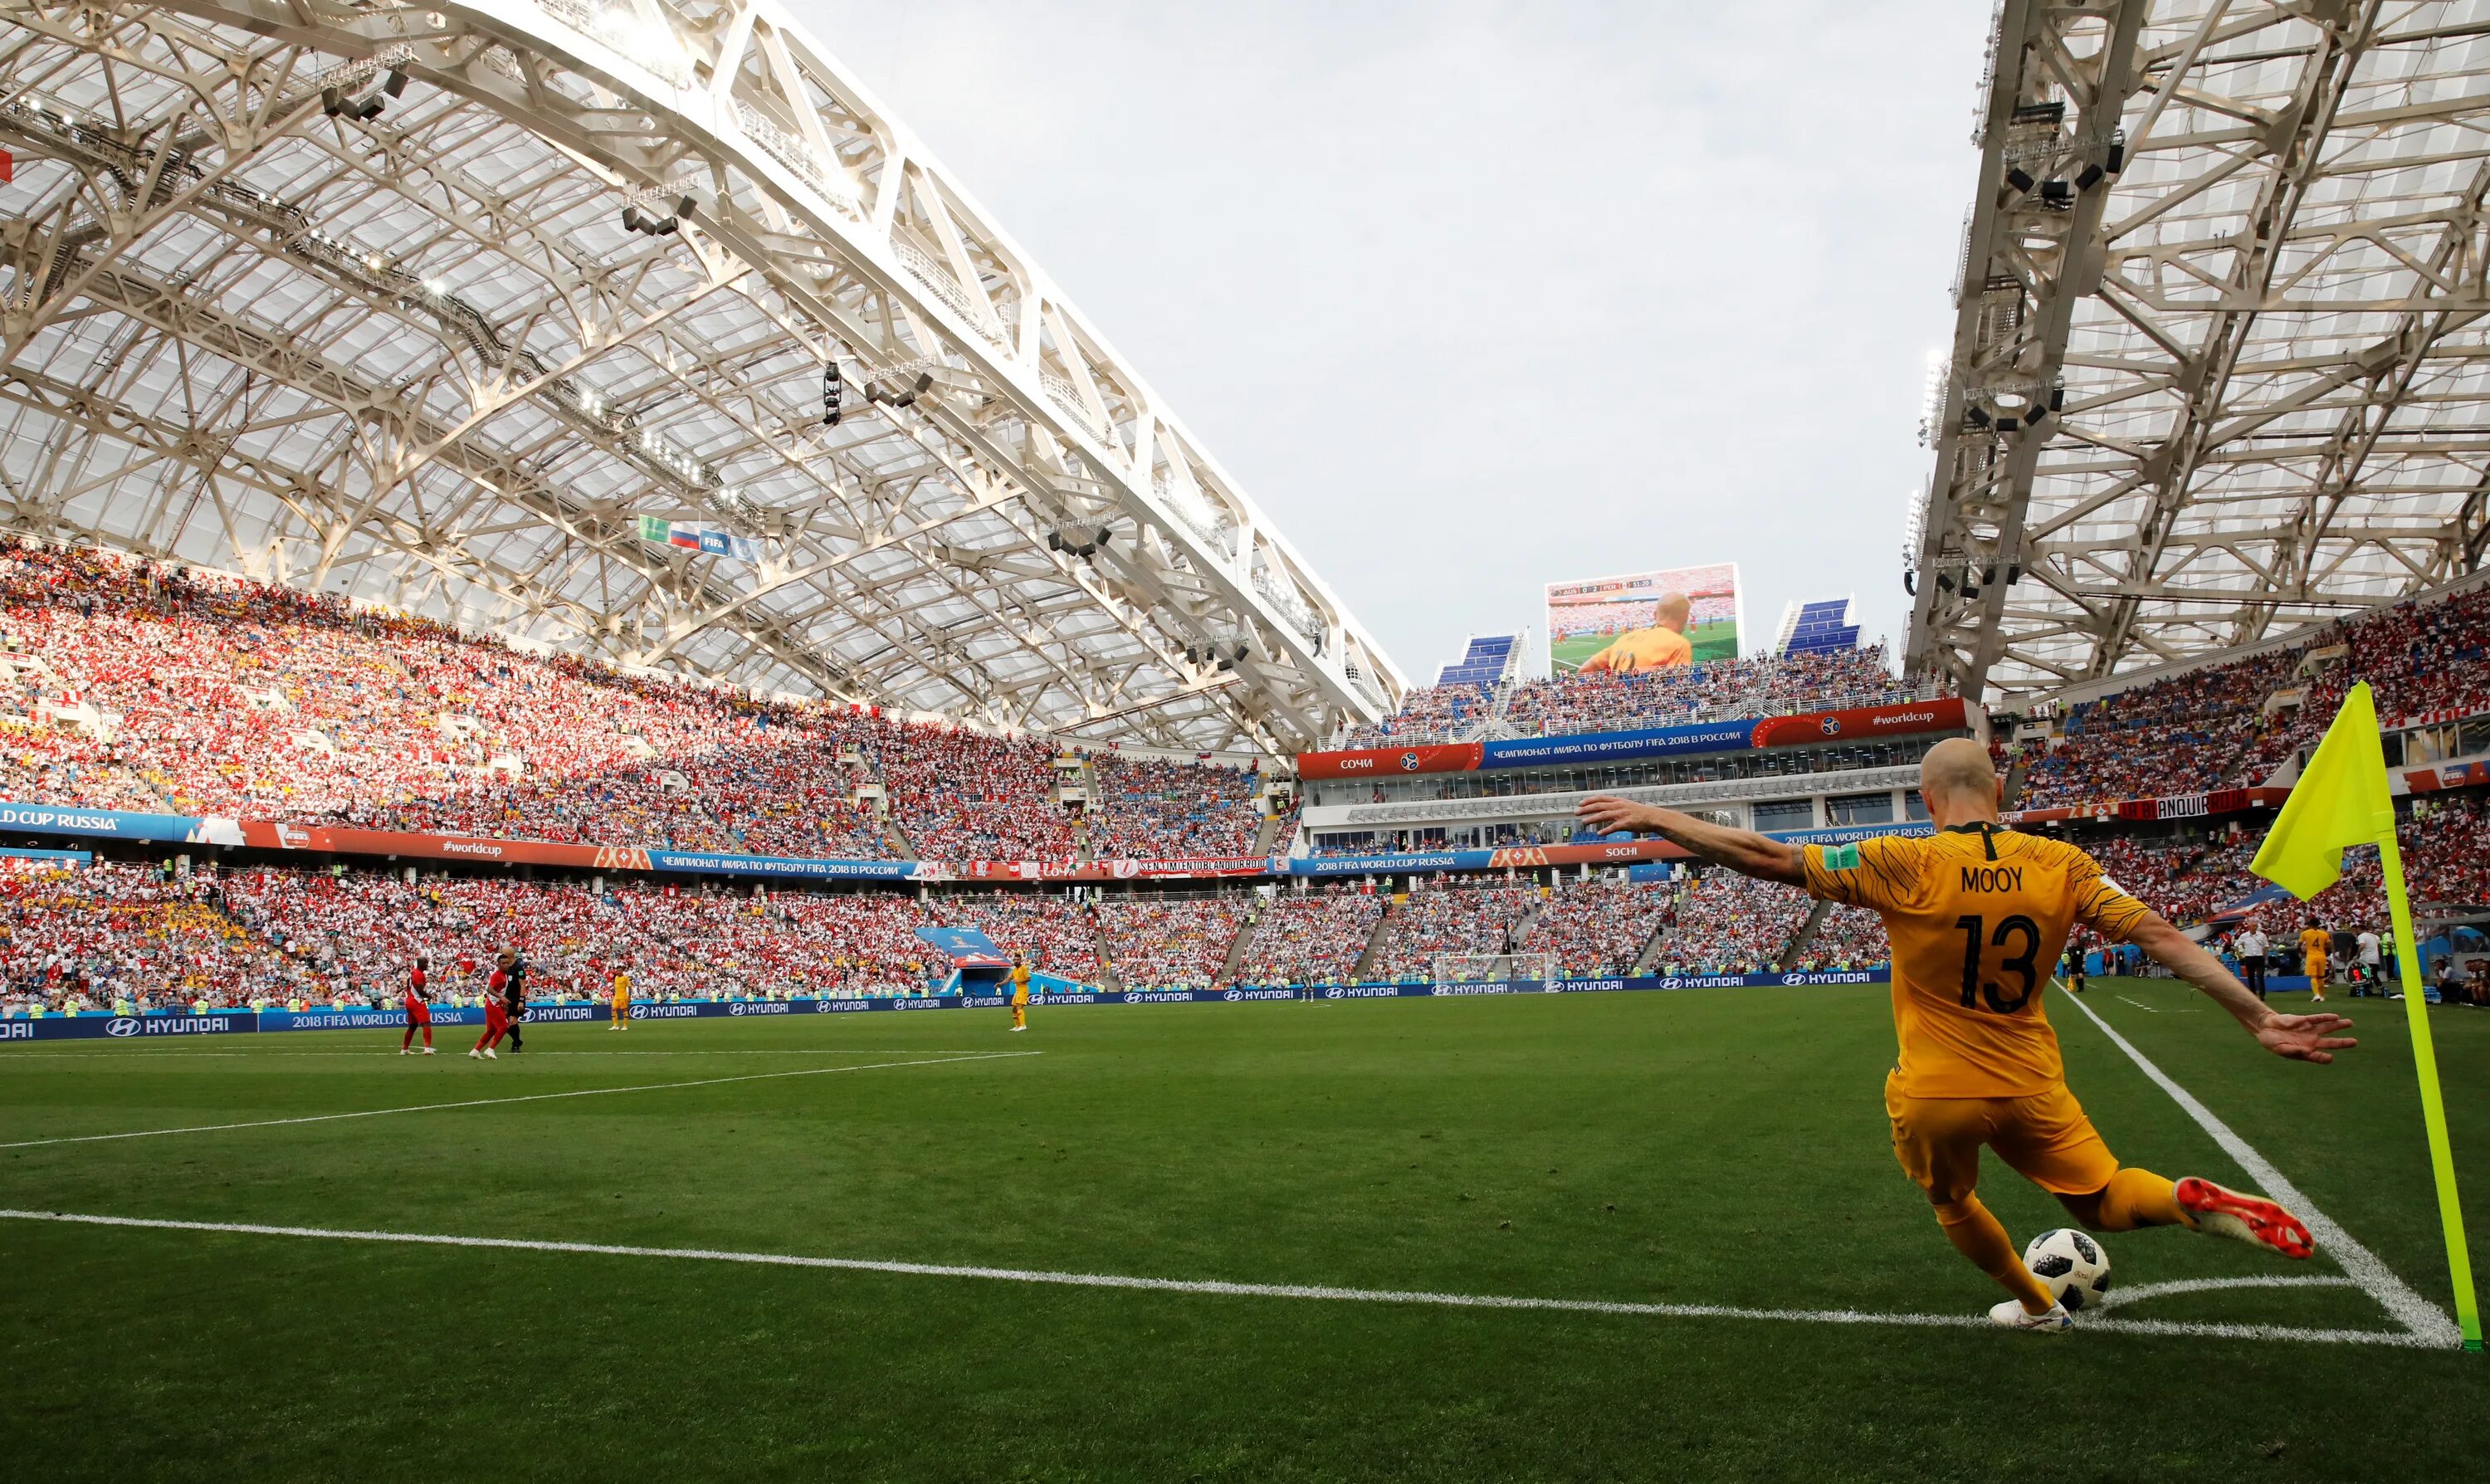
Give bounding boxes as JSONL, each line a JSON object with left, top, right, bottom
{"left": 399, "top": 954, "right": 436, "bottom": 1055}
{"left": 470, "top": 958, "right": 511, "bottom": 1061}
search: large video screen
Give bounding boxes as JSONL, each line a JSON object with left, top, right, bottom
{"left": 1545, "top": 562, "right": 1742, "bottom": 674}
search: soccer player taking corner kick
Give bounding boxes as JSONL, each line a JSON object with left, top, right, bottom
{"left": 1576, "top": 737, "right": 2357, "bottom": 1334}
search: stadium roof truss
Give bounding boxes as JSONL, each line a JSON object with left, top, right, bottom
{"left": 1907, "top": 0, "right": 2490, "bottom": 701}
{"left": 0, "top": 0, "right": 1404, "bottom": 753}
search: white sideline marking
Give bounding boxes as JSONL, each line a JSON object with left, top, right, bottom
{"left": 2054, "top": 984, "right": 2461, "bottom": 1347}
{"left": 2114, "top": 995, "right": 2157, "bottom": 1013}
{"left": 0, "top": 1208, "right": 2438, "bottom": 1348}
{"left": 0, "top": 1052, "right": 1039, "bottom": 1150}
{"left": 2097, "top": 1275, "right": 2359, "bottom": 1311}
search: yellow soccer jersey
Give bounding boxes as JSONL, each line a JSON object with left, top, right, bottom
{"left": 1801, "top": 826, "right": 2151, "bottom": 1099}
{"left": 1010, "top": 965, "right": 1031, "bottom": 1004}
{"left": 2299, "top": 927, "right": 2331, "bottom": 969}
{"left": 610, "top": 971, "right": 632, "bottom": 1003}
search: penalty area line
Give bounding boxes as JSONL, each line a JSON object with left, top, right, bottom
{"left": 2053, "top": 984, "right": 2461, "bottom": 1347}
{"left": 0, "top": 1051, "right": 1039, "bottom": 1150}
{"left": 0, "top": 1209, "right": 2440, "bottom": 1348}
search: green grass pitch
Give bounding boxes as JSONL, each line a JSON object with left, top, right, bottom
{"left": 1550, "top": 620, "right": 1740, "bottom": 673}
{"left": 4, "top": 979, "right": 2483, "bottom": 1482}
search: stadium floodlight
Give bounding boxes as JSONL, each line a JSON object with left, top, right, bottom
{"left": 822, "top": 362, "right": 842, "bottom": 427}
{"left": 2004, "top": 166, "right": 2034, "bottom": 194}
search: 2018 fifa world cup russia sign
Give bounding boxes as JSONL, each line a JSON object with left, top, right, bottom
{"left": 1292, "top": 697, "right": 1971, "bottom": 780}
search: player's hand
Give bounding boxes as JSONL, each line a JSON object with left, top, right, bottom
{"left": 2253, "top": 1011, "right": 2356, "bottom": 1063}
{"left": 1579, "top": 642, "right": 1623, "bottom": 674}
{"left": 1577, "top": 795, "right": 1663, "bottom": 837}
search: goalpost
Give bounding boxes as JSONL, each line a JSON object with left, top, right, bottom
{"left": 1431, "top": 952, "right": 1555, "bottom": 985}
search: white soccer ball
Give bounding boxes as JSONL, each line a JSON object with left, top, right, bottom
{"left": 2022, "top": 1228, "right": 2112, "bottom": 1312}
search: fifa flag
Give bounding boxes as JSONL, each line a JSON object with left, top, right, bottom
{"left": 2250, "top": 681, "right": 2481, "bottom": 1350}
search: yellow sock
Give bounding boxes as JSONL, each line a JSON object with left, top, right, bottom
{"left": 2070, "top": 1168, "right": 2188, "bottom": 1231}
{"left": 1935, "top": 1194, "right": 2054, "bottom": 1313}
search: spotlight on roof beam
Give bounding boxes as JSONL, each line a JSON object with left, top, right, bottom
{"left": 383, "top": 68, "right": 408, "bottom": 98}
{"left": 2074, "top": 163, "right": 2104, "bottom": 192}
{"left": 2004, "top": 167, "right": 2034, "bottom": 195}
{"left": 822, "top": 362, "right": 842, "bottom": 427}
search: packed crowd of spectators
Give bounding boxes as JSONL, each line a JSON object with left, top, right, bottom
{"left": 1096, "top": 896, "right": 1254, "bottom": 991}
{"left": 0, "top": 857, "right": 1145, "bottom": 1014}
{"left": 1235, "top": 886, "right": 1384, "bottom": 986}
{"left": 876, "top": 722, "right": 1075, "bottom": 865}
{"left": 1371, "top": 882, "right": 1539, "bottom": 980}
{"left": 1081, "top": 754, "right": 1263, "bottom": 860}
{"left": 1340, "top": 681, "right": 1499, "bottom": 746}
{"left": 1520, "top": 877, "right": 1677, "bottom": 977}
{"left": 1, "top": 538, "right": 1262, "bottom": 865}
{"left": 2019, "top": 585, "right": 2490, "bottom": 808}
{"left": 1652, "top": 868, "right": 1811, "bottom": 974}
{"left": 1498, "top": 647, "right": 1921, "bottom": 739}
{"left": 1794, "top": 905, "right": 1891, "bottom": 971}
{"left": 0, "top": 860, "right": 317, "bottom": 1013}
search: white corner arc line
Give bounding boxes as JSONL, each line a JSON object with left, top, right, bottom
{"left": 0, "top": 1051, "right": 1040, "bottom": 1150}
{"left": 2054, "top": 984, "right": 2460, "bottom": 1346}
{"left": 0, "top": 1209, "right": 2438, "bottom": 1348}
{"left": 2096, "top": 1274, "right": 2360, "bottom": 1311}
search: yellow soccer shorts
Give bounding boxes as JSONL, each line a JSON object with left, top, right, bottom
{"left": 1883, "top": 1072, "right": 2120, "bottom": 1202}
{"left": 2305, "top": 955, "right": 2327, "bottom": 980}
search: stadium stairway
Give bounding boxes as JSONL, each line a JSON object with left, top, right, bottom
{"left": 1216, "top": 896, "right": 1268, "bottom": 986}
{"left": 881, "top": 818, "right": 919, "bottom": 859}
{"left": 1350, "top": 898, "right": 1399, "bottom": 981}
{"left": 1508, "top": 892, "right": 1549, "bottom": 954}
{"left": 2002, "top": 753, "right": 2031, "bottom": 810}
{"left": 1252, "top": 809, "right": 1293, "bottom": 855}
{"left": 1780, "top": 899, "right": 1834, "bottom": 966}
{"left": 1629, "top": 893, "right": 1681, "bottom": 974}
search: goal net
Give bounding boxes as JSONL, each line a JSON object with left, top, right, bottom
{"left": 1431, "top": 952, "right": 1555, "bottom": 985}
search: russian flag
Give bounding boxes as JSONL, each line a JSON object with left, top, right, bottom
{"left": 669, "top": 526, "right": 701, "bottom": 550}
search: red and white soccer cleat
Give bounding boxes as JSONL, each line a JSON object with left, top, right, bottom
{"left": 2175, "top": 1176, "right": 2315, "bottom": 1260}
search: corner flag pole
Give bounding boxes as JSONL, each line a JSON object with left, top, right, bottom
{"left": 2248, "top": 681, "right": 2479, "bottom": 1350}
{"left": 2375, "top": 816, "right": 2483, "bottom": 1351}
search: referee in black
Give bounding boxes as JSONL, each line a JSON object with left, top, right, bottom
{"left": 499, "top": 949, "right": 529, "bottom": 1053}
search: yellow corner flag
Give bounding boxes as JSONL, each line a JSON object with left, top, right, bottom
{"left": 2251, "top": 681, "right": 2480, "bottom": 1350}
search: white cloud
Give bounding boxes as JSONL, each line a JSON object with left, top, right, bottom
{"left": 792, "top": 0, "right": 1987, "bottom": 680}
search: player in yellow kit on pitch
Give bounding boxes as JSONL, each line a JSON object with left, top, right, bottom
{"left": 2299, "top": 919, "right": 2334, "bottom": 1002}
{"left": 608, "top": 963, "right": 632, "bottom": 1030}
{"left": 1579, "top": 737, "right": 2356, "bottom": 1332}
{"left": 1008, "top": 954, "right": 1031, "bottom": 1032}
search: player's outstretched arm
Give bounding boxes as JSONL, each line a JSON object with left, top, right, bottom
{"left": 2121, "top": 910, "right": 2357, "bottom": 1063}
{"left": 1575, "top": 796, "right": 1805, "bottom": 885}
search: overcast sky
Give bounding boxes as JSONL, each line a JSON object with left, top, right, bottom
{"left": 793, "top": 1, "right": 1989, "bottom": 684}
